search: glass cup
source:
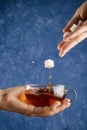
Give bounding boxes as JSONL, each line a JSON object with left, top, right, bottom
{"left": 24, "top": 84, "right": 77, "bottom": 107}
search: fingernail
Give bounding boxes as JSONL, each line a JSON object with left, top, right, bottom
{"left": 59, "top": 52, "right": 64, "bottom": 58}
{"left": 67, "top": 99, "right": 71, "bottom": 103}
{"left": 67, "top": 102, "right": 71, "bottom": 107}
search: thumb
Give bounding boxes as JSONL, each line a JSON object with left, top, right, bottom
{"left": 50, "top": 101, "right": 61, "bottom": 110}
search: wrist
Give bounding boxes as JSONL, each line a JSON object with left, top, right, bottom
{"left": 0, "top": 89, "right": 5, "bottom": 110}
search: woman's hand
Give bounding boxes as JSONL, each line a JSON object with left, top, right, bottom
{"left": 0, "top": 86, "right": 70, "bottom": 117}
{"left": 58, "top": 1, "right": 87, "bottom": 57}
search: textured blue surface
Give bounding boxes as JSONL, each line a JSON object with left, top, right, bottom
{"left": 0, "top": 0, "right": 87, "bottom": 130}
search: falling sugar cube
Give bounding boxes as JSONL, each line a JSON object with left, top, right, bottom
{"left": 44, "top": 59, "right": 54, "bottom": 69}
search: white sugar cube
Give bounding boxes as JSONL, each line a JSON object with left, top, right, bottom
{"left": 53, "top": 84, "right": 65, "bottom": 98}
{"left": 70, "top": 24, "right": 77, "bottom": 32}
{"left": 44, "top": 59, "right": 54, "bottom": 69}
{"left": 63, "top": 24, "right": 77, "bottom": 38}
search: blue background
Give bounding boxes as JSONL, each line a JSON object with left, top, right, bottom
{"left": 0, "top": 0, "right": 87, "bottom": 130}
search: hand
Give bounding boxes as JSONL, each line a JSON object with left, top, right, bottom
{"left": 0, "top": 86, "right": 70, "bottom": 117}
{"left": 57, "top": 1, "right": 87, "bottom": 57}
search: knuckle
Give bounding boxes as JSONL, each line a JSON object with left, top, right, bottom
{"left": 50, "top": 107, "right": 55, "bottom": 111}
{"left": 49, "top": 106, "right": 54, "bottom": 111}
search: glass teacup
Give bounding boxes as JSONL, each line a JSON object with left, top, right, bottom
{"left": 24, "top": 83, "right": 77, "bottom": 107}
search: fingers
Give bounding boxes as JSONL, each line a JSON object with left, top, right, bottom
{"left": 58, "top": 21, "right": 87, "bottom": 57}
{"left": 63, "top": 15, "right": 79, "bottom": 32}
{"left": 50, "top": 101, "right": 61, "bottom": 110}
{"left": 64, "top": 22, "right": 87, "bottom": 41}
{"left": 47, "top": 99, "right": 70, "bottom": 116}
{"left": 63, "top": 1, "right": 87, "bottom": 33}
{"left": 48, "top": 99, "right": 70, "bottom": 116}
{"left": 29, "top": 101, "right": 61, "bottom": 117}
{"left": 57, "top": 40, "right": 64, "bottom": 50}
{"left": 30, "top": 99, "right": 70, "bottom": 117}
{"left": 55, "top": 99, "right": 70, "bottom": 113}
{"left": 58, "top": 31, "right": 87, "bottom": 57}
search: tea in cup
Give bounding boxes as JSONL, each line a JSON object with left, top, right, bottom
{"left": 23, "top": 83, "right": 77, "bottom": 107}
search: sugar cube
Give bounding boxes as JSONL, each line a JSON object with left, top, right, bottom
{"left": 44, "top": 59, "right": 54, "bottom": 69}
{"left": 70, "top": 24, "right": 77, "bottom": 32}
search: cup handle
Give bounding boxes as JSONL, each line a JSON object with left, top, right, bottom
{"left": 66, "top": 89, "right": 77, "bottom": 103}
